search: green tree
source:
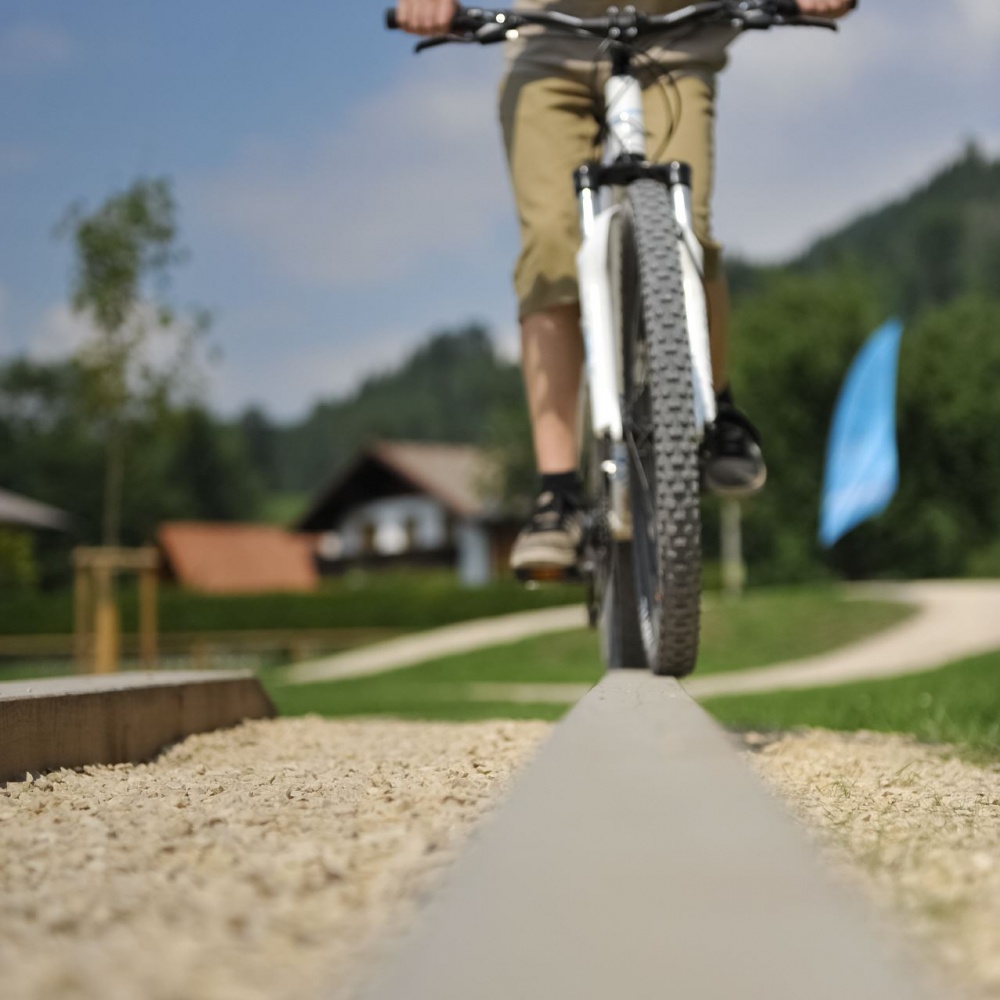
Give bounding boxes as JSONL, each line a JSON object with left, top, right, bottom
{"left": 59, "top": 177, "right": 207, "bottom": 545}
{"left": 168, "top": 407, "right": 264, "bottom": 521}
{"left": 275, "top": 325, "right": 524, "bottom": 492}
{"left": 728, "top": 265, "right": 883, "bottom": 582}
{"left": 0, "top": 528, "right": 39, "bottom": 589}
{"left": 831, "top": 296, "right": 1000, "bottom": 578}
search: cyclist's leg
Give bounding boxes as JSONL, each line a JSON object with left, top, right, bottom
{"left": 500, "top": 68, "right": 597, "bottom": 569}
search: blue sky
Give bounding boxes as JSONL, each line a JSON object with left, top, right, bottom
{"left": 1, "top": 1, "right": 998, "bottom": 419}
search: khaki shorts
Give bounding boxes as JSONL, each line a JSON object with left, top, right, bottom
{"left": 500, "top": 64, "right": 721, "bottom": 319}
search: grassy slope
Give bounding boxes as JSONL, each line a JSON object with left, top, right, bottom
{"left": 269, "top": 589, "right": 913, "bottom": 720}
{"left": 702, "top": 650, "right": 1000, "bottom": 759}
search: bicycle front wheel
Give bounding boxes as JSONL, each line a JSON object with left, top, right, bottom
{"left": 615, "top": 179, "right": 702, "bottom": 677}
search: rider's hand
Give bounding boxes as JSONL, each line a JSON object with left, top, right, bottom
{"left": 794, "top": 0, "right": 855, "bottom": 17}
{"left": 396, "top": 0, "right": 457, "bottom": 35}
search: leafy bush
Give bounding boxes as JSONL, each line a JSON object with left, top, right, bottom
{"left": 0, "top": 529, "right": 39, "bottom": 590}
{"left": 0, "top": 572, "right": 584, "bottom": 636}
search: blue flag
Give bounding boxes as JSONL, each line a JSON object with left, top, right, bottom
{"left": 819, "top": 318, "right": 904, "bottom": 548}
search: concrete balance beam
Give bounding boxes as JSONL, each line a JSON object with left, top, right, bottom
{"left": 0, "top": 671, "right": 275, "bottom": 783}
{"left": 359, "top": 671, "right": 937, "bottom": 1000}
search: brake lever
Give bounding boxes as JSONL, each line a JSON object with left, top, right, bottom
{"left": 413, "top": 21, "right": 512, "bottom": 51}
{"left": 474, "top": 23, "right": 513, "bottom": 43}
{"left": 414, "top": 32, "right": 474, "bottom": 52}
{"left": 735, "top": 10, "right": 837, "bottom": 30}
{"left": 788, "top": 14, "right": 839, "bottom": 29}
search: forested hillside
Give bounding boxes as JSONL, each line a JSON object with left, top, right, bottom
{"left": 724, "top": 144, "right": 1000, "bottom": 582}
{"left": 729, "top": 143, "right": 1000, "bottom": 312}
{"left": 253, "top": 324, "right": 524, "bottom": 494}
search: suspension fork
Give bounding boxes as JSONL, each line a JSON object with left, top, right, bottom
{"left": 575, "top": 158, "right": 713, "bottom": 542}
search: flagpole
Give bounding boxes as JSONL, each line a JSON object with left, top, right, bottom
{"left": 721, "top": 499, "right": 745, "bottom": 598}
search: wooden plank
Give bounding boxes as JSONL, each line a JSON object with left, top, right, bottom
{"left": 0, "top": 671, "right": 275, "bottom": 782}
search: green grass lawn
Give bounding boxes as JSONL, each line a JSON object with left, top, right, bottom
{"left": 268, "top": 587, "right": 913, "bottom": 721}
{"left": 702, "top": 650, "right": 1000, "bottom": 760}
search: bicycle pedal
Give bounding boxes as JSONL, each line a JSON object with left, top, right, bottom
{"left": 515, "top": 564, "right": 580, "bottom": 584}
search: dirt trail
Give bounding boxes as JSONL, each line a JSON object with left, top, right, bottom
{"left": 687, "top": 580, "right": 1000, "bottom": 699}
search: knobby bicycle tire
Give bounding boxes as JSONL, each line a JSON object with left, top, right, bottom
{"left": 617, "top": 178, "right": 701, "bottom": 676}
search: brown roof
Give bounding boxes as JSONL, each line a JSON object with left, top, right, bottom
{"left": 298, "top": 440, "right": 500, "bottom": 531}
{"left": 372, "top": 441, "right": 491, "bottom": 517}
{"left": 158, "top": 522, "right": 318, "bottom": 594}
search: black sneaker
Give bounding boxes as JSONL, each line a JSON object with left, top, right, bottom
{"left": 510, "top": 490, "right": 586, "bottom": 578}
{"left": 704, "top": 393, "right": 767, "bottom": 498}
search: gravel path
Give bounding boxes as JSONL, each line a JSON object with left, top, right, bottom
{"left": 0, "top": 717, "right": 550, "bottom": 1000}
{"left": 749, "top": 730, "right": 1000, "bottom": 999}
{"left": 5, "top": 715, "right": 999, "bottom": 1000}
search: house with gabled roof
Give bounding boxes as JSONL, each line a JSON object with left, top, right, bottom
{"left": 296, "top": 440, "right": 518, "bottom": 586}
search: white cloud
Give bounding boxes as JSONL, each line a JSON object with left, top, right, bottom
{"left": 0, "top": 23, "right": 73, "bottom": 77}
{"left": 28, "top": 303, "right": 209, "bottom": 403}
{"left": 29, "top": 303, "right": 93, "bottom": 360}
{"left": 714, "top": 0, "right": 1000, "bottom": 258}
{"left": 199, "top": 52, "right": 510, "bottom": 289}
{"left": 208, "top": 325, "right": 423, "bottom": 418}
{"left": 720, "top": 17, "right": 884, "bottom": 114}
{"left": 956, "top": 0, "right": 1000, "bottom": 42}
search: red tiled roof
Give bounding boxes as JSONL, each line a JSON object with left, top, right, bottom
{"left": 158, "top": 522, "right": 318, "bottom": 593}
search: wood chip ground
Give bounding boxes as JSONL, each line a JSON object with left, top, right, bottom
{"left": 2, "top": 718, "right": 998, "bottom": 999}
{"left": 748, "top": 729, "right": 1000, "bottom": 1000}
{"left": 0, "top": 717, "right": 549, "bottom": 1000}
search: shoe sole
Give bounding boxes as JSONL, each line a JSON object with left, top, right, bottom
{"left": 704, "top": 464, "right": 768, "bottom": 499}
{"left": 513, "top": 564, "right": 582, "bottom": 584}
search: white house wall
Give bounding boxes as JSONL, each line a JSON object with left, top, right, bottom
{"left": 335, "top": 496, "right": 449, "bottom": 558}
{"left": 456, "top": 519, "right": 492, "bottom": 587}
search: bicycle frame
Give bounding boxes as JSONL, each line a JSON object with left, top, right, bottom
{"left": 576, "top": 65, "right": 717, "bottom": 541}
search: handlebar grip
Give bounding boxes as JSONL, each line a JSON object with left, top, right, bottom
{"left": 385, "top": 5, "right": 473, "bottom": 31}
{"left": 771, "top": 0, "right": 801, "bottom": 15}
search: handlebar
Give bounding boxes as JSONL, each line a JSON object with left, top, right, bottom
{"left": 385, "top": 1, "right": 854, "bottom": 48}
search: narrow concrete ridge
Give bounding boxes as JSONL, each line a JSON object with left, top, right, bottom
{"left": 286, "top": 604, "right": 588, "bottom": 684}
{"left": 0, "top": 670, "right": 275, "bottom": 782}
{"left": 357, "top": 671, "right": 936, "bottom": 1000}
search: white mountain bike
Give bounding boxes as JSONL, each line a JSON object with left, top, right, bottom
{"left": 388, "top": 0, "right": 843, "bottom": 676}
